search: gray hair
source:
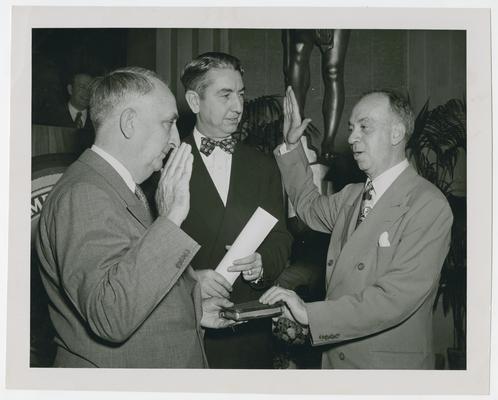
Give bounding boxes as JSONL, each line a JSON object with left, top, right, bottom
{"left": 180, "top": 52, "right": 244, "bottom": 96}
{"left": 89, "top": 66, "right": 164, "bottom": 130}
{"left": 364, "top": 89, "right": 415, "bottom": 138}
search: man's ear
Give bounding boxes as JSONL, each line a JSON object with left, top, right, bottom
{"left": 67, "top": 84, "right": 73, "bottom": 96}
{"left": 185, "top": 90, "right": 200, "bottom": 114}
{"left": 391, "top": 122, "right": 406, "bottom": 146}
{"left": 120, "top": 108, "right": 136, "bottom": 139}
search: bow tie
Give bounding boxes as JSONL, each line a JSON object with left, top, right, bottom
{"left": 199, "top": 136, "right": 237, "bottom": 156}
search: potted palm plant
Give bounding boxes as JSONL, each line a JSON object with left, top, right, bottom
{"left": 406, "top": 98, "right": 467, "bottom": 369}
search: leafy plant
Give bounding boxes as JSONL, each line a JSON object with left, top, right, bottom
{"left": 406, "top": 98, "right": 467, "bottom": 365}
{"left": 236, "top": 94, "right": 322, "bottom": 156}
{"left": 407, "top": 98, "right": 466, "bottom": 195}
{"left": 234, "top": 95, "right": 283, "bottom": 154}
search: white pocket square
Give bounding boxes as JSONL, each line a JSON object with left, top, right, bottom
{"left": 378, "top": 231, "right": 391, "bottom": 247}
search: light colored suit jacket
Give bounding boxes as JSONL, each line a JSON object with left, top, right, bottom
{"left": 36, "top": 149, "right": 208, "bottom": 368}
{"left": 276, "top": 145, "right": 453, "bottom": 369}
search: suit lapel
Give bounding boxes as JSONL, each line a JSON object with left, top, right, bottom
{"left": 344, "top": 190, "right": 363, "bottom": 243}
{"left": 225, "top": 142, "right": 246, "bottom": 212}
{"left": 127, "top": 199, "right": 153, "bottom": 228}
{"left": 209, "top": 142, "right": 245, "bottom": 255}
{"left": 79, "top": 149, "right": 152, "bottom": 228}
{"left": 325, "top": 187, "right": 362, "bottom": 288}
{"left": 330, "top": 166, "right": 417, "bottom": 289}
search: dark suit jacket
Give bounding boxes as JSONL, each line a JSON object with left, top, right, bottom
{"left": 53, "top": 102, "right": 93, "bottom": 130}
{"left": 36, "top": 149, "right": 208, "bottom": 368}
{"left": 181, "top": 134, "right": 292, "bottom": 368}
{"left": 276, "top": 145, "right": 453, "bottom": 369}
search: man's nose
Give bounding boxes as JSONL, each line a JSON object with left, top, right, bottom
{"left": 169, "top": 123, "right": 180, "bottom": 148}
{"left": 348, "top": 127, "right": 359, "bottom": 145}
{"left": 232, "top": 95, "right": 243, "bottom": 114}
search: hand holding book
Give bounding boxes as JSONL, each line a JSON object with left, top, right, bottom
{"left": 259, "top": 285, "right": 309, "bottom": 325}
{"left": 259, "top": 286, "right": 310, "bottom": 344}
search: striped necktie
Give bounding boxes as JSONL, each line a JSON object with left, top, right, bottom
{"left": 74, "top": 111, "right": 83, "bottom": 129}
{"left": 356, "top": 180, "right": 375, "bottom": 228}
{"left": 134, "top": 185, "right": 151, "bottom": 217}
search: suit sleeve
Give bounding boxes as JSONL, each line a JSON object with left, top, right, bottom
{"left": 274, "top": 144, "right": 346, "bottom": 234}
{"left": 305, "top": 195, "right": 453, "bottom": 345}
{"left": 46, "top": 182, "right": 200, "bottom": 343}
{"left": 254, "top": 157, "right": 293, "bottom": 288}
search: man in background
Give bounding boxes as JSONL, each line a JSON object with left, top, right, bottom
{"left": 39, "top": 71, "right": 94, "bottom": 130}
{"left": 261, "top": 87, "right": 453, "bottom": 369}
{"left": 36, "top": 66, "right": 232, "bottom": 368}
{"left": 180, "top": 52, "right": 292, "bottom": 368}
{"left": 64, "top": 72, "right": 94, "bottom": 129}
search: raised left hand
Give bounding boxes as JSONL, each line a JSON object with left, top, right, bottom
{"left": 227, "top": 251, "right": 263, "bottom": 282}
{"left": 259, "top": 286, "right": 309, "bottom": 326}
{"left": 200, "top": 297, "right": 235, "bottom": 329}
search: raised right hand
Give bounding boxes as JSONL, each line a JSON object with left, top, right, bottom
{"left": 196, "top": 269, "right": 233, "bottom": 299}
{"left": 155, "top": 143, "right": 193, "bottom": 226}
{"left": 283, "top": 86, "right": 312, "bottom": 149}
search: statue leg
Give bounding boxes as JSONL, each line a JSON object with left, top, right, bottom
{"left": 319, "top": 29, "right": 350, "bottom": 157}
{"left": 285, "top": 29, "right": 314, "bottom": 118}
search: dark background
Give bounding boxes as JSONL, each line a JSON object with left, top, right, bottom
{"left": 30, "top": 28, "right": 466, "bottom": 368}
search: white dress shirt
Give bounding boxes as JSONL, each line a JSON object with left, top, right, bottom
{"left": 367, "top": 158, "right": 409, "bottom": 206}
{"left": 91, "top": 145, "right": 136, "bottom": 193}
{"left": 68, "top": 102, "right": 88, "bottom": 127}
{"left": 193, "top": 128, "right": 232, "bottom": 206}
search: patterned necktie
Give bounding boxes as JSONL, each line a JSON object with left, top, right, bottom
{"left": 74, "top": 111, "right": 83, "bottom": 129}
{"left": 199, "top": 136, "right": 237, "bottom": 156}
{"left": 356, "top": 180, "right": 375, "bottom": 228}
{"left": 134, "top": 185, "right": 151, "bottom": 217}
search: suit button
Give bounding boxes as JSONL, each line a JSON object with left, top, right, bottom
{"left": 339, "top": 352, "right": 345, "bottom": 360}
{"left": 327, "top": 259, "right": 334, "bottom": 266}
{"left": 357, "top": 263, "right": 365, "bottom": 271}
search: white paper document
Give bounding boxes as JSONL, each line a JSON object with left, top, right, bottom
{"left": 215, "top": 207, "right": 278, "bottom": 284}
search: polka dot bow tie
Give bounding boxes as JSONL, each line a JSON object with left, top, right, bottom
{"left": 199, "top": 136, "right": 237, "bottom": 156}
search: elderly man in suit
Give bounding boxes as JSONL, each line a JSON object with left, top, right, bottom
{"left": 36, "top": 66, "right": 233, "bottom": 368}
{"left": 260, "top": 87, "right": 453, "bottom": 369}
{"left": 179, "top": 52, "right": 292, "bottom": 368}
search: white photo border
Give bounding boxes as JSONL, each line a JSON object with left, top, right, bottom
{"left": 6, "top": 6, "right": 492, "bottom": 395}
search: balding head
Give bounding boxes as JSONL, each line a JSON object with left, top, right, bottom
{"left": 348, "top": 90, "right": 413, "bottom": 179}
{"left": 89, "top": 67, "right": 164, "bottom": 132}
{"left": 90, "top": 67, "right": 180, "bottom": 184}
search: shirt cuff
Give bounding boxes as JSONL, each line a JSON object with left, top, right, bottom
{"left": 278, "top": 142, "right": 290, "bottom": 155}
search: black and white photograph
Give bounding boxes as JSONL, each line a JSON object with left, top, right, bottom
{"left": 3, "top": 4, "right": 494, "bottom": 398}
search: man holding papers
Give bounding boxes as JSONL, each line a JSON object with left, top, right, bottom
{"left": 180, "top": 52, "right": 292, "bottom": 368}
{"left": 261, "top": 87, "right": 453, "bottom": 369}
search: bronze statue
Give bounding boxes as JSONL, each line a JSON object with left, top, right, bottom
{"left": 283, "top": 29, "right": 350, "bottom": 161}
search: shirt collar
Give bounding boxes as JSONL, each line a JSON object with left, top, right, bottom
{"left": 193, "top": 127, "right": 204, "bottom": 151}
{"left": 370, "top": 159, "right": 410, "bottom": 200}
{"left": 91, "top": 145, "right": 136, "bottom": 193}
